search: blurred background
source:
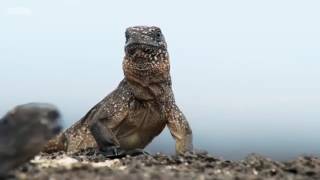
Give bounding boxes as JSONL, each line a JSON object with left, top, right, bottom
{"left": 0, "top": 0, "right": 319, "bottom": 160}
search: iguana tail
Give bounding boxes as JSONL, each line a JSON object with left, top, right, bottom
{"left": 42, "top": 133, "right": 67, "bottom": 153}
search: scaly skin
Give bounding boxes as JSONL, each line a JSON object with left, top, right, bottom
{"left": 44, "top": 26, "right": 193, "bottom": 155}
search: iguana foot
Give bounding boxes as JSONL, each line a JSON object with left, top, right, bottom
{"left": 99, "top": 146, "right": 126, "bottom": 158}
{"left": 99, "top": 147, "right": 149, "bottom": 158}
{"left": 125, "top": 148, "right": 150, "bottom": 156}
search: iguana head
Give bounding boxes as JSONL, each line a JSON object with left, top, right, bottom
{"left": 124, "top": 26, "right": 167, "bottom": 58}
{"left": 0, "top": 103, "right": 62, "bottom": 146}
{"left": 123, "top": 26, "right": 170, "bottom": 83}
{"left": 0, "top": 103, "right": 62, "bottom": 175}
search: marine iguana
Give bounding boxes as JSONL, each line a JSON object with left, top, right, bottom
{"left": 44, "top": 26, "right": 193, "bottom": 156}
{"left": 0, "top": 103, "right": 62, "bottom": 176}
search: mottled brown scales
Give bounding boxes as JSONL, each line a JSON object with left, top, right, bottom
{"left": 44, "top": 26, "right": 193, "bottom": 155}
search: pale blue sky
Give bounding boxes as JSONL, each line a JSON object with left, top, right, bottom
{"left": 0, "top": 0, "right": 320, "bottom": 160}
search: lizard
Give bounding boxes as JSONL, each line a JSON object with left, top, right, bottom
{"left": 0, "top": 103, "right": 62, "bottom": 176}
{"left": 44, "top": 26, "right": 193, "bottom": 156}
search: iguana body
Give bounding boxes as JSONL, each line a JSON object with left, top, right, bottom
{"left": 44, "top": 26, "right": 193, "bottom": 155}
{"left": 0, "top": 103, "right": 61, "bottom": 176}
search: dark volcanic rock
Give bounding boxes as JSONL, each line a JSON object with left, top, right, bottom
{"left": 5, "top": 151, "right": 320, "bottom": 180}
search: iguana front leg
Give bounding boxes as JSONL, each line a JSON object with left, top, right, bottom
{"left": 89, "top": 118, "right": 120, "bottom": 152}
{"left": 88, "top": 109, "right": 147, "bottom": 157}
{"left": 84, "top": 81, "right": 132, "bottom": 155}
{"left": 166, "top": 101, "right": 193, "bottom": 154}
{"left": 87, "top": 101, "right": 128, "bottom": 156}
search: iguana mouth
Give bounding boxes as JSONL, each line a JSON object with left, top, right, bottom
{"left": 125, "top": 43, "right": 159, "bottom": 58}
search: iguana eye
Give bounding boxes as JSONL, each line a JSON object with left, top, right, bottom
{"left": 154, "top": 31, "right": 162, "bottom": 41}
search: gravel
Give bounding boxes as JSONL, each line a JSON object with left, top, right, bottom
{"left": 5, "top": 149, "right": 320, "bottom": 180}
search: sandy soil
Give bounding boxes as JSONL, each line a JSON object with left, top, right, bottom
{"left": 5, "top": 149, "right": 320, "bottom": 180}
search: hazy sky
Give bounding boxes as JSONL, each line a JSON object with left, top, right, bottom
{"left": 0, "top": 0, "right": 320, "bottom": 160}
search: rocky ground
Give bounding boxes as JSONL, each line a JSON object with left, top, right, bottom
{"left": 5, "top": 149, "right": 320, "bottom": 180}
